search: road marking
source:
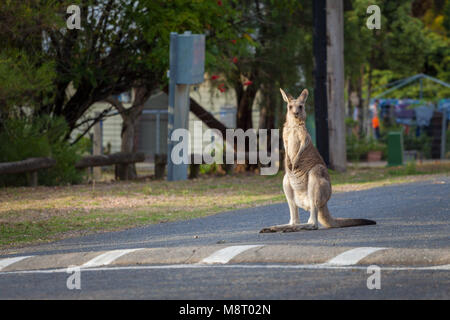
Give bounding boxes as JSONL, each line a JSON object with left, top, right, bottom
{"left": 201, "top": 245, "right": 263, "bottom": 264}
{"left": 324, "top": 247, "right": 387, "bottom": 266}
{"left": 0, "top": 256, "right": 33, "bottom": 271}
{"left": 1, "top": 263, "right": 449, "bottom": 275}
{"left": 81, "top": 249, "right": 143, "bottom": 268}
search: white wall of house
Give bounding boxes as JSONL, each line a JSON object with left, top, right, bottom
{"left": 73, "top": 76, "right": 261, "bottom": 162}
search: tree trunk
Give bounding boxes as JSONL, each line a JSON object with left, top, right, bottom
{"left": 357, "top": 65, "right": 365, "bottom": 137}
{"left": 105, "top": 87, "right": 151, "bottom": 181}
{"left": 235, "top": 79, "right": 258, "bottom": 172}
{"left": 365, "top": 61, "right": 374, "bottom": 140}
{"left": 259, "top": 84, "right": 276, "bottom": 150}
{"left": 326, "top": 0, "right": 346, "bottom": 172}
{"left": 190, "top": 97, "right": 228, "bottom": 137}
{"left": 236, "top": 81, "right": 258, "bottom": 131}
{"left": 115, "top": 110, "right": 140, "bottom": 180}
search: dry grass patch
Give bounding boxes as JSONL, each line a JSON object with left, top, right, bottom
{"left": 0, "top": 162, "right": 449, "bottom": 249}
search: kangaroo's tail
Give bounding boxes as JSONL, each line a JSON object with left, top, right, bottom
{"left": 318, "top": 205, "right": 376, "bottom": 228}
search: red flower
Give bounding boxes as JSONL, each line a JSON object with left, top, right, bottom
{"left": 211, "top": 75, "right": 219, "bottom": 80}
{"left": 244, "top": 80, "right": 253, "bottom": 86}
{"left": 230, "top": 39, "right": 237, "bottom": 44}
{"left": 218, "top": 83, "right": 226, "bottom": 92}
{"left": 217, "top": 0, "right": 222, "bottom": 6}
{"left": 232, "top": 57, "right": 238, "bottom": 63}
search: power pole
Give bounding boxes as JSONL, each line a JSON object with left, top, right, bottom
{"left": 313, "top": 0, "right": 330, "bottom": 167}
{"left": 326, "top": 0, "right": 347, "bottom": 172}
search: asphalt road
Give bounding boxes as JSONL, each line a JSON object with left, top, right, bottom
{"left": 0, "top": 176, "right": 449, "bottom": 299}
{"left": 1, "top": 267, "right": 448, "bottom": 300}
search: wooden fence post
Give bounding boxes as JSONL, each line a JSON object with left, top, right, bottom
{"left": 93, "top": 114, "right": 102, "bottom": 180}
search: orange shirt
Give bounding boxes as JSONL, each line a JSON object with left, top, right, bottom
{"left": 372, "top": 116, "right": 379, "bottom": 129}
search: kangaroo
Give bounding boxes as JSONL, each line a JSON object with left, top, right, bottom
{"left": 260, "top": 88, "right": 376, "bottom": 233}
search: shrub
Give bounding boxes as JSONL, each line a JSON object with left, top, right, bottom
{"left": 403, "top": 132, "right": 431, "bottom": 158}
{"left": 346, "top": 134, "right": 387, "bottom": 161}
{"left": 199, "top": 163, "right": 218, "bottom": 175}
{"left": 0, "top": 116, "right": 88, "bottom": 186}
{"left": 347, "top": 135, "right": 366, "bottom": 161}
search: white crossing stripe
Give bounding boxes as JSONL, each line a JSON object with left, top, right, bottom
{"left": 2, "top": 263, "right": 450, "bottom": 275}
{"left": 201, "top": 245, "right": 263, "bottom": 264}
{"left": 324, "top": 247, "right": 387, "bottom": 266}
{"left": 82, "top": 249, "right": 143, "bottom": 268}
{"left": 0, "top": 256, "right": 33, "bottom": 271}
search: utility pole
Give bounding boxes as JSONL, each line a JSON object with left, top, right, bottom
{"left": 167, "top": 31, "right": 205, "bottom": 181}
{"left": 326, "top": 0, "right": 346, "bottom": 172}
{"left": 313, "top": 0, "right": 330, "bottom": 167}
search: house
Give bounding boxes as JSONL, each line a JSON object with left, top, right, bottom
{"left": 77, "top": 78, "right": 261, "bottom": 168}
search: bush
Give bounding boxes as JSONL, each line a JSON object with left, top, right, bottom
{"left": 380, "top": 125, "right": 432, "bottom": 159}
{"left": 347, "top": 134, "right": 387, "bottom": 161}
{"left": 0, "top": 116, "right": 88, "bottom": 186}
{"left": 199, "top": 163, "right": 218, "bottom": 175}
{"left": 388, "top": 161, "right": 417, "bottom": 176}
{"left": 403, "top": 131, "right": 431, "bottom": 158}
{"left": 346, "top": 135, "right": 367, "bottom": 161}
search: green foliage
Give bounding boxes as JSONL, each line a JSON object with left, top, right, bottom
{"left": 1, "top": 0, "right": 248, "bottom": 135}
{"left": 0, "top": 49, "right": 56, "bottom": 116}
{"left": 388, "top": 161, "right": 417, "bottom": 176}
{"left": 346, "top": 135, "right": 367, "bottom": 161}
{"left": 345, "top": 117, "right": 359, "bottom": 129}
{"left": 444, "top": 0, "right": 450, "bottom": 34}
{"left": 0, "top": 0, "right": 62, "bottom": 117}
{"left": 403, "top": 131, "right": 432, "bottom": 158}
{"left": 379, "top": 122, "right": 432, "bottom": 158}
{"left": 347, "top": 134, "right": 387, "bottom": 161}
{"left": 404, "top": 161, "right": 417, "bottom": 174}
{"left": 199, "top": 163, "right": 218, "bottom": 175}
{"left": 0, "top": 116, "right": 87, "bottom": 186}
{"left": 347, "top": 0, "right": 450, "bottom": 102}
{"left": 384, "top": 2, "right": 428, "bottom": 76}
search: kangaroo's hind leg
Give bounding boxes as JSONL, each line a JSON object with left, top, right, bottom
{"left": 283, "top": 173, "right": 300, "bottom": 225}
{"left": 260, "top": 174, "right": 319, "bottom": 233}
{"left": 260, "top": 174, "right": 300, "bottom": 233}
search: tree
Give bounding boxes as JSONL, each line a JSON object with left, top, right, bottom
{"left": 1, "top": 0, "right": 245, "bottom": 179}
{"left": 0, "top": 1, "right": 60, "bottom": 126}
{"left": 103, "top": 87, "right": 152, "bottom": 180}
{"left": 208, "top": 0, "right": 313, "bottom": 163}
{"left": 102, "top": 0, "right": 245, "bottom": 179}
{"left": 344, "top": 0, "right": 431, "bottom": 138}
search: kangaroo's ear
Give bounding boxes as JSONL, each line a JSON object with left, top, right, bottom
{"left": 280, "top": 88, "right": 292, "bottom": 103}
{"left": 297, "top": 89, "right": 309, "bottom": 103}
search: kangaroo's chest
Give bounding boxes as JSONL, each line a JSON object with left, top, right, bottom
{"left": 284, "top": 127, "right": 304, "bottom": 162}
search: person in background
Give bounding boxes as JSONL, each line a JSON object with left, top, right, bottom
{"left": 372, "top": 100, "right": 380, "bottom": 140}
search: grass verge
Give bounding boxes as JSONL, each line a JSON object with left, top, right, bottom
{"left": 0, "top": 161, "right": 449, "bottom": 250}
